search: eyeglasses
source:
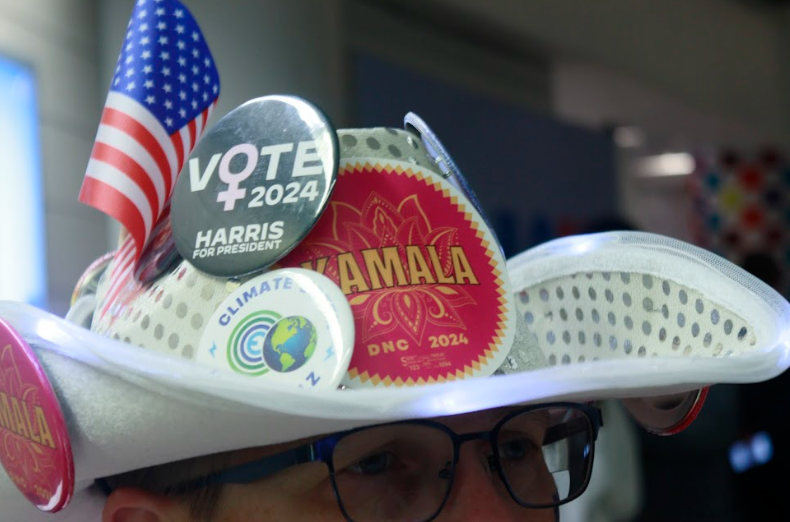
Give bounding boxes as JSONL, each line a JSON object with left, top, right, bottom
{"left": 175, "top": 402, "right": 602, "bottom": 522}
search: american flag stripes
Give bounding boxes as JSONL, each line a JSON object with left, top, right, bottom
{"left": 79, "top": 0, "right": 219, "bottom": 275}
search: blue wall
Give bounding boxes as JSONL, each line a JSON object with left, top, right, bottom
{"left": 352, "top": 53, "right": 617, "bottom": 257}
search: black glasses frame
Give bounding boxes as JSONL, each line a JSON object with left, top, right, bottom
{"left": 161, "top": 402, "right": 603, "bottom": 522}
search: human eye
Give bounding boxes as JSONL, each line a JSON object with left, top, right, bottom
{"left": 498, "top": 435, "right": 539, "bottom": 461}
{"left": 347, "top": 451, "right": 395, "bottom": 475}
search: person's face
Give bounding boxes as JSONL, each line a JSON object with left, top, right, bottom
{"left": 104, "top": 407, "right": 560, "bottom": 522}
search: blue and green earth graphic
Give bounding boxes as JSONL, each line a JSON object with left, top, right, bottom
{"left": 262, "top": 316, "right": 318, "bottom": 372}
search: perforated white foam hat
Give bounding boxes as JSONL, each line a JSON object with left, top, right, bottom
{"left": 3, "top": 229, "right": 790, "bottom": 520}
{"left": 2, "top": 128, "right": 790, "bottom": 521}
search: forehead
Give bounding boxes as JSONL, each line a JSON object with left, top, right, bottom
{"left": 432, "top": 406, "right": 527, "bottom": 431}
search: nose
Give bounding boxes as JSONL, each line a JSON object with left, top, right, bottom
{"left": 436, "top": 443, "right": 556, "bottom": 522}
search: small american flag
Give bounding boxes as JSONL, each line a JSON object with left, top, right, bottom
{"left": 79, "top": 0, "right": 219, "bottom": 313}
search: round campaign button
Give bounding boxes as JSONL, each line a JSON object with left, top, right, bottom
{"left": 197, "top": 268, "right": 354, "bottom": 389}
{"left": 279, "top": 159, "right": 516, "bottom": 387}
{"left": 404, "top": 112, "right": 503, "bottom": 256}
{"left": 0, "top": 318, "right": 74, "bottom": 512}
{"left": 621, "top": 387, "right": 709, "bottom": 435}
{"left": 135, "top": 208, "right": 182, "bottom": 284}
{"left": 171, "top": 95, "right": 339, "bottom": 277}
{"left": 70, "top": 251, "right": 114, "bottom": 306}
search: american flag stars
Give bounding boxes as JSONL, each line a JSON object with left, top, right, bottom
{"left": 80, "top": 0, "right": 219, "bottom": 314}
{"left": 111, "top": 0, "right": 219, "bottom": 132}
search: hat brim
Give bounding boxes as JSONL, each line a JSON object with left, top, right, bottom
{"left": 3, "top": 231, "right": 790, "bottom": 520}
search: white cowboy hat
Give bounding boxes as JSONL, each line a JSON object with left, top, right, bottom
{"left": 2, "top": 125, "right": 789, "bottom": 521}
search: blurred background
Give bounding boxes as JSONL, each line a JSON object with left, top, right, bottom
{"left": 1, "top": 0, "right": 789, "bottom": 520}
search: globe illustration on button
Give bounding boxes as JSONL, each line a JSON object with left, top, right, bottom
{"left": 263, "top": 316, "right": 318, "bottom": 372}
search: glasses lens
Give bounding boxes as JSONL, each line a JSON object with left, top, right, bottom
{"left": 331, "top": 424, "right": 454, "bottom": 522}
{"left": 497, "top": 406, "right": 594, "bottom": 507}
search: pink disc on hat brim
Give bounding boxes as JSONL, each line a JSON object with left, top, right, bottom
{"left": 0, "top": 318, "right": 75, "bottom": 512}
{"left": 621, "top": 386, "right": 709, "bottom": 435}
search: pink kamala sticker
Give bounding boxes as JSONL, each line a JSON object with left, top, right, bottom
{"left": 0, "top": 318, "right": 74, "bottom": 512}
{"left": 279, "top": 161, "right": 514, "bottom": 386}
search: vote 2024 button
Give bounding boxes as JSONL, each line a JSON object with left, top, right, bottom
{"left": 0, "top": 318, "right": 74, "bottom": 512}
{"left": 171, "top": 95, "right": 339, "bottom": 277}
{"left": 279, "top": 159, "right": 515, "bottom": 387}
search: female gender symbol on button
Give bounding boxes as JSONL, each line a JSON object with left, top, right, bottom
{"left": 171, "top": 95, "right": 340, "bottom": 277}
{"left": 217, "top": 143, "right": 257, "bottom": 211}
